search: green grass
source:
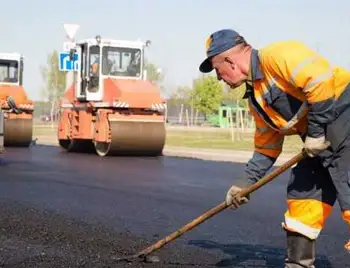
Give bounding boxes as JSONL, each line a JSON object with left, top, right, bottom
{"left": 33, "top": 124, "right": 57, "bottom": 136}
{"left": 166, "top": 129, "right": 303, "bottom": 153}
{"left": 33, "top": 124, "right": 303, "bottom": 153}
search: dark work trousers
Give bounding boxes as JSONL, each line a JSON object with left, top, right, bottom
{"left": 284, "top": 84, "right": 350, "bottom": 241}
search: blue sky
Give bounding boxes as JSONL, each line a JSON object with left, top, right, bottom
{"left": 2, "top": 0, "right": 350, "bottom": 100}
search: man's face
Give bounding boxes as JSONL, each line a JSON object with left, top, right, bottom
{"left": 211, "top": 53, "right": 247, "bottom": 88}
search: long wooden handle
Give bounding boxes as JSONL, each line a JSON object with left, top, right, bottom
{"left": 136, "top": 151, "right": 306, "bottom": 258}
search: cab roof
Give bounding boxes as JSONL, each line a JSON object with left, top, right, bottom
{"left": 0, "top": 53, "right": 23, "bottom": 61}
{"left": 76, "top": 38, "right": 145, "bottom": 49}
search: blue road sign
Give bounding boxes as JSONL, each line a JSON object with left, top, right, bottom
{"left": 59, "top": 52, "right": 79, "bottom": 71}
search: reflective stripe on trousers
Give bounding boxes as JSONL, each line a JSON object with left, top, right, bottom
{"left": 282, "top": 87, "right": 350, "bottom": 239}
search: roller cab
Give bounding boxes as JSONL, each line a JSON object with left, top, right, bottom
{"left": 58, "top": 28, "right": 166, "bottom": 157}
{"left": 0, "top": 53, "right": 34, "bottom": 147}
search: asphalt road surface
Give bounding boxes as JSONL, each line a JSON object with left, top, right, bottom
{"left": 0, "top": 145, "right": 348, "bottom": 268}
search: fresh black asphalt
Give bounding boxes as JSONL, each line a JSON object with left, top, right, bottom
{"left": 0, "top": 145, "right": 347, "bottom": 267}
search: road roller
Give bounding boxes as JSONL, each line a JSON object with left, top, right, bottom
{"left": 0, "top": 53, "right": 34, "bottom": 147}
{"left": 57, "top": 32, "right": 166, "bottom": 157}
{"left": 0, "top": 108, "right": 4, "bottom": 154}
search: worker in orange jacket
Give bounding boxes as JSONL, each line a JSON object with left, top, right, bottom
{"left": 199, "top": 29, "right": 350, "bottom": 268}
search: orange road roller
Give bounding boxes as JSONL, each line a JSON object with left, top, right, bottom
{"left": 0, "top": 108, "right": 4, "bottom": 154}
{"left": 0, "top": 53, "right": 34, "bottom": 147}
{"left": 58, "top": 27, "right": 166, "bottom": 157}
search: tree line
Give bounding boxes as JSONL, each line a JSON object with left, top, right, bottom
{"left": 167, "top": 75, "right": 248, "bottom": 120}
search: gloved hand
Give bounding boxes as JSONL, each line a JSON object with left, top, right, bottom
{"left": 304, "top": 135, "right": 330, "bottom": 157}
{"left": 225, "top": 185, "right": 249, "bottom": 209}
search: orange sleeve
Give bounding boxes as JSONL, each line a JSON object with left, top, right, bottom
{"left": 249, "top": 102, "right": 284, "bottom": 159}
{"left": 244, "top": 102, "right": 283, "bottom": 185}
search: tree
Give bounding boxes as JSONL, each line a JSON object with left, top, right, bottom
{"left": 191, "top": 75, "right": 224, "bottom": 118}
{"left": 40, "top": 50, "right": 66, "bottom": 123}
{"left": 143, "top": 60, "right": 166, "bottom": 96}
{"left": 144, "top": 61, "right": 164, "bottom": 84}
{"left": 226, "top": 83, "right": 246, "bottom": 100}
{"left": 224, "top": 83, "right": 249, "bottom": 109}
{"left": 167, "top": 86, "right": 192, "bottom": 106}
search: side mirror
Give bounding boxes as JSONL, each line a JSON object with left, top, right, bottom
{"left": 145, "top": 40, "right": 151, "bottom": 48}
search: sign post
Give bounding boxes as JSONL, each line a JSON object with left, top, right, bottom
{"left": 60, "top": 23, "right": 80, "bottom": 71}
{"left": 61, "top": 23, "right": 81, "bottom": 94}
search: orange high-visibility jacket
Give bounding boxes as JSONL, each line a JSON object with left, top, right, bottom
{"left": 245, "top": 41, "right": 350, "bottom": 183}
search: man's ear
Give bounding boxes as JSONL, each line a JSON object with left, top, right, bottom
{"left": 224, "top": 57, "right": 235, "bottom": 68}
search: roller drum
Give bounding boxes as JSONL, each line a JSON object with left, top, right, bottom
{"left": 4, "top": 118, "right": 33, "bottom": 147}
{"left": 94, "top": 120, "right": 166, "bottom": 157}
{"left": 59, "top": 139, "right": 96, "bottom": 154}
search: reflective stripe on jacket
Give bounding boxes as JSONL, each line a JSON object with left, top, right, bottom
{"left": 245, "top": 41, "right": 350, "bottom": 184}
